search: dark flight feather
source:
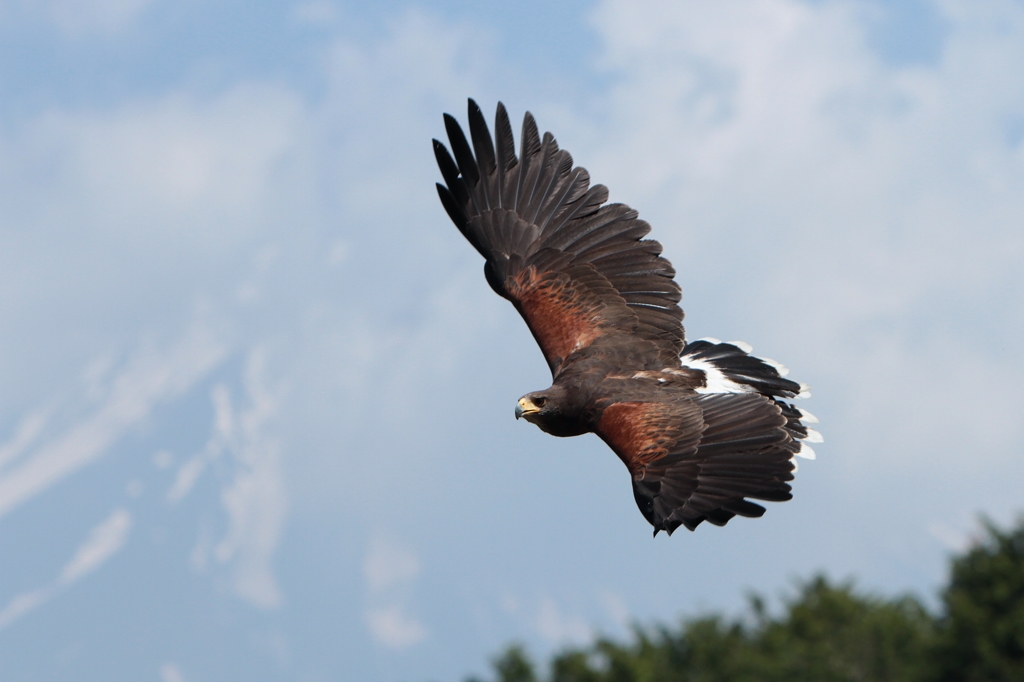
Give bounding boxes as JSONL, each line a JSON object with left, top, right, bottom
{"left": 434, "top": 100, "right": 686, "bottom": 372}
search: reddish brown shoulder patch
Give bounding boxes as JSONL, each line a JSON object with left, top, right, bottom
{"left": 598, "top": 401, "right": 701, "bottom": 474}
{"left": 506, "top": 265, "right": 606, "bottom": 372}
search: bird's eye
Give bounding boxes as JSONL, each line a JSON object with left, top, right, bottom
{"left": 534, "top": 397, "right": 546, "bottom": 407}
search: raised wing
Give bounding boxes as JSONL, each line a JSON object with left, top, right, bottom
{"left": 597, "top": 393, "right": 796, "bottom": 535}
{"left": 434, "top": 99, "right": 685, "bottom": 376}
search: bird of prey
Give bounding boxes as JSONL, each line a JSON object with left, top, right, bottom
{"left": 433, "top": 100, "right": 821, "bottom": 536}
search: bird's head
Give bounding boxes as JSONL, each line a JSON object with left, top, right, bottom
{"left": 515, "top": 386, "right": 584, "bottom": 436}
{"left": 514, "top": 392, "right": 549, "bottom": 423}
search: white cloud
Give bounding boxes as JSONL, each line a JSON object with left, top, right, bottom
{"left": 599, "top": 590, "right": 631, "bottom": 631}
{"left": 59, "top": 508, "right": 132, "bottom": 584}
{"left": 152, "top": 351, "right": 287, "bottom": 609}
{"left": 326, "top": 239, "right": 350, "bottom": 267}
{"left": 152, "top": 450, "right": 174, "bottom": 470}
{"left": 365, "top": 605, "right": 427, "bottom": 649}
{"left": 292, "top": 1, "right": 337, "bottom": 25}
{"left": 500, "top": 594, "right": 521, "bottom": 615}
{"left": 536, "top": 598, "right": 592, "bottom": 646}
{"left": 166, "top": 383, "right": 236, "bottom": 505}
{"left": 0, "top": 508, "right": 132, "bottom": 629}
{"left": 0, "top": 409, "right": 48, "bottom": 472}
{"left": 189, "top": 524, "right": 214, "bottom": 574}
{"left": 46, "top": 0, "right": 152, "bottom": 37}
{"left": 23, "top": 85, "right": 303, "bottom": 238}
{"left": 159, "top": 662, "right": 187, "bottom": 682}
{"left": 363, "top": 538, "right": 421, "bottom": 593}
{"left": 0, "top": 588, "right": 52, "bottom": 630}
{"left": 362, "top": 537, "right": 426, "bottom": 648}
{"left": 166, "top": 455, "right": 206, "bottom": 503}
{"left": 0, "top": 2, "right": 485, "bottom": 673}
{"left": 212, "top": 350, "right": 288, "bottom": 609}
{"left": 928, "top": 521, "right": 971, "bottom": 553}
{"left": 0, "top": 325, "right": 226, "bottom": 520}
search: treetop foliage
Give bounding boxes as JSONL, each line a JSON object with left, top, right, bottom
{"left": 464, "top": 515, "right": 1024, "bottom": 682}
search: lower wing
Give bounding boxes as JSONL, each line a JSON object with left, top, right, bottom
{"left": 598, "top": 392, "right": 802, "bottom": 535}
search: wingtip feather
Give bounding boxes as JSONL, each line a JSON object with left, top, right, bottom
{"left": 726, "top": 340, "right": 753, "bottom": 354}
{"left": 798, "top": 408, "right": 819, "bottom": 423}
{"left": 759, "top": 356, "right": 790, "bottom": 377}
{"left": 795, "top": 442, "right": 816, "bottom": 460}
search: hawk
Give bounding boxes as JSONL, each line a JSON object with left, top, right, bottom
{"left": 433, "top": 100, "right": 821, "bottom": 535}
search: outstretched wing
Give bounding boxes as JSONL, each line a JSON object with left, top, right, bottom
{"left": 434, "top": 99, "right": 685, "bottom": 376}
{"left": 596, "top": 393, "right": 797, "bottom": 535}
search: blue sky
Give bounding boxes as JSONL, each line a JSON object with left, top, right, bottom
{"left": 1, "top": 0, "right": 1023, "bottom": 680}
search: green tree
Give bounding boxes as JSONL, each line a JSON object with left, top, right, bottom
{"left": 473, "top": 577, "right": 933, "bottom": 682}
{"left": 463, "top": 516, "right": 1024, "bottom": 682}
{"left": 934, "top": 516, "right": 1024, "bottom": 681}
{"left": 464, "top": 644, "right": 537, "bottom": 682}
{"left": 752, "top": 576, "right": 934, "bottom": 682}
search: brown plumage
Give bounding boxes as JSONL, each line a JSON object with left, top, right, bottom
{"left": 434, "top": 99, "right": 820, "bottom": 535}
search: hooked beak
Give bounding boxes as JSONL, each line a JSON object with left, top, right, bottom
{"left": 515, "top": 397, "right": 540, "bottom": 420}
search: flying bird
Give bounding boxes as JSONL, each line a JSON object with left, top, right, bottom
{"left": 433, "top": 100, "right": 821, "bottom": 536}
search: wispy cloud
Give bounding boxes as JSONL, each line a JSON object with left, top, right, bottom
{"left": 159, "top": 662, "right": 188, "bottom": 682}
{"left": 0, "top": 410, "right": 48, "bottom": 472}
{"left": 363, "top": 537, "right": 426, "bottom": 648}
{"left": 0, "top": 325, "right": 226, "bottom": 521}
{"left": 0, "top": 589, "right": 51, "bottom": 630}
{"left": 167, "top": 384, "right": 232, "bottom": 504}
{"left": 52, "top": 0, "right": 152, "bottom": 36}
{"left": 7, "top": 0, "right": 157, "bottom": 38}
{"left": 536, "top": 598, "right": 592, "bottom": 646}
{"left": 363, "top": 538, "right": 421, "bottom": 593}
{"left": 59, "top": 509, "right": 132, "bottom": 584}
{"left": 928, "top": 521, "right": 972, "bottom": 554}
{"left": 292, "top": 1, "right": 338, "bottom": 26}
{"left": 365, "top": 605, "right": 427, "bottom": 649}
{"left": 178, "top": 349, "right": 289, "bottom": 610}
{"left": 0, "top": 508, "right": 132, "bottom": 629}
{"left": 599, "top": 590, "right": 631, "bottom": 632}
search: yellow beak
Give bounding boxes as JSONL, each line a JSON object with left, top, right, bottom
{"left": 515, "top": 397, "right": 540, "bottom": 420}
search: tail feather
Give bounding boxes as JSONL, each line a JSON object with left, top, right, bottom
{"left": 680, "top": 338, "right": 822, "bottom": 472}
{"left": 681, "top": 338, "right": 803, "bottom": 398}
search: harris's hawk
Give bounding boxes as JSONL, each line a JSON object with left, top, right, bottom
{"left": 433, "top": 100, "right": 821, "bottom": 535}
